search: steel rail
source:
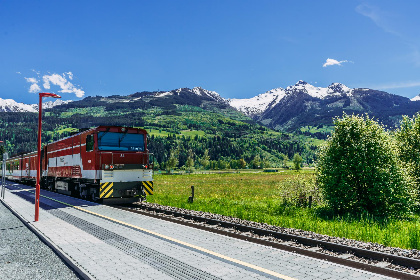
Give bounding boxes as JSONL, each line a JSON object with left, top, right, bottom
{"left": 115, "top": 203, "right": 420, "bottom": 280}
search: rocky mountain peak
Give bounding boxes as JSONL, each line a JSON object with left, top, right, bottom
{"left": 411, "top": 94, "right": 420, "bottom": 101}
{"left": 295, "top": 80, "right": 308, "bottom": 86}
{"left": 327, "top": 83, "right": 351, "bottom": 94}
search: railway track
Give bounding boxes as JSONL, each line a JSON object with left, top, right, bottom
{"left": 115, "top": 202, "right": 420, "bottom": 280}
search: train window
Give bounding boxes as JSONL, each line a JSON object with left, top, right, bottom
{"left": 97, "top": 132, "right": 145, "bottom": 151}
{"left": 86, "top": 134, "right": 94, "bottom": 152}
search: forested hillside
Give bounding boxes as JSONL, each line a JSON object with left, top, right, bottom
{"left": 0, "top": 95, "right": 318, "bottom": 168}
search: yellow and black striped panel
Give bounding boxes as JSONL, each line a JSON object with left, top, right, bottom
{"left": 100, "top": 182, "right": 114, "bottom": 198}
{"left": 142, "top": 181, "right": 153, "bottom": 195}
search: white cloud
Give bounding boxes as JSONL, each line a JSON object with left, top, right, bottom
{"left": 42, "top": 72, "right": 85, "bottom": 98}
{"left": 66, "top": 72, "right": 73, "bottom": 80}
{"left": 31, "top": 69, "right": 41, "bottom": 76}
{"left": 29, "top": 83, "right": 41, "bottom": 93}
{"left": 323, "top": 58, "right": 350, "bottom": 67}
{"left": 24, "top": 77, "right": 41, "bottom": 93}
{"left": 24, "top": 71, "right": 85, "bottom": 98}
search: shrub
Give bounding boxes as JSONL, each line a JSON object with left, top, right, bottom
{"left": 316, "top": 114, "right": 411, "bottom": 217}
{"left": 278, "top": 174, "right": 321, "bottom": 208}
{"left": 292, "top": 153, "right": 303, "bottom": 171}
{"left": 395, "top": 114, "right": 420, "bottom": 206}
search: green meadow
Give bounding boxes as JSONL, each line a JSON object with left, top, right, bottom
{"left": 149, "top": 171, "right": 420, "bottom": 250}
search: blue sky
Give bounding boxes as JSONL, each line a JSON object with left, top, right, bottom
{"left": 1, "top": 0, "right": 420, "bottom": 104}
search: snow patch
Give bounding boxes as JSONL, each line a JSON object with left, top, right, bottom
{"left": 228, "top": 87, "right": 286, "bottom": 116}
{"left": 230, "top": 81, "right": 355, "bottom": 117}
{"left": 0, "top": 98, "right": 37, "bottom": 112}
{"left": 412, "top": 95, "right": 420, "bottom": 101}
{"left": 0, "top": 98, "right": 72, "bottom": 112}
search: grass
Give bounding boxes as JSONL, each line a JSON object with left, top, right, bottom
{"left": 148, "top": 171, "right": 420, "bottom": 250}
{"left": 300, "top": 125, "right": 334, "bottom": 134}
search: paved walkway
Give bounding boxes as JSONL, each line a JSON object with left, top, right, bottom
{"left": 0, "top": 194, "right": 79, "bottom": 279}
{"left": 1, "top": 182, "right": 397, "bottom": 280}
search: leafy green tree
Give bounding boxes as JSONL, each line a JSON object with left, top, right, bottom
{"left": 199, "top": 149, "right": 210, "bottom": 170}
{"left": 395, "top": 114, "right": 420, "bottom": 203}
{"left": 281, "top": 153, "right": 289, "bottom": 169}
{"left": 166, "top": 148, "right": 179, "bottom": 173}
{"left": 292, "top": 153, "right": 303, "bottom": 171}
{"left": 239, "top": 158, "right": 247, "bottom": 169}
{"left": 217, "top": 159, "right": 228, "bottom": 170}
{"left": 185, "top": 149, "right": 195, "bottom": 173}
{"left": 317, "top": 114, "right": 411, "bottom": 217}
{"left": 251, "top": 155, "right": 261, "bottom": 169}
{"left": 262, "top": 157, "right": 271, "bottom": 168}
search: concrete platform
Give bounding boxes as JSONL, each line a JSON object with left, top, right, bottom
{"left": 1, "top": 181, "right": 397, "bottom": 280}
{"left": 0, "top": 198, "right": 79, "bottom": 280}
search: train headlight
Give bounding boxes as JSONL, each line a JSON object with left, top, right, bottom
{"left": 105, "top": 164, "right": 110, "bottom": 170}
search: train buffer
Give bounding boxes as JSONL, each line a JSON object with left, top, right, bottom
{"left": 1, "top": 182, "right": 398, "bottom": 280}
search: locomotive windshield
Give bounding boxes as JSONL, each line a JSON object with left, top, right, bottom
{"left": 97, "top": 132, "right": 145, "bottom": 151}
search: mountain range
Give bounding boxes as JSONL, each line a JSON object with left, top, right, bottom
{"left": 0, "top": 98, "right": 72, "bottom": 112}
{"left": 3, "top": 81, "right": 420, "bottom": 131}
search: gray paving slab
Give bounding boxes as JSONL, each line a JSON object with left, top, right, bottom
{"left": 1, "top": 182, "right": 402, "bottom": 280}
{"left": 0, "top": 195, "right": 79, "bottom": 280}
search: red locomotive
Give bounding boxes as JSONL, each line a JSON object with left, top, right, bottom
{"left": 3, "top": 126, "right": 153, "bottom": 204}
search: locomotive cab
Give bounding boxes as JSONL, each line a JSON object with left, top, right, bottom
{"left": 43, "top": 126, "right": 153, "bottom": 204}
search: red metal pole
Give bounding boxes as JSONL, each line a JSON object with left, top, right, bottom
{"left": 35, "top": 94, "right": 42, "bottom": 222}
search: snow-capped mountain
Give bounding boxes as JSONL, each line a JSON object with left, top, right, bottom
{"left": 3, "top": 82, "right": 420, "bottom": 131}
{"left": 228, "top": 81, "right": 355, "bottom": 116}
{"left": 284, "top": 80, "right": 352, "bottom": 98}
{"left": 253, "top": 81, "right": 418, "bottom": 130}
{"left": 154, "top": 87, "right": 226, "bottom": 103}
{"left": 41, "top": 99, "right": 72, "bottom": 109}
{"left": 411, "top": 94, "right": 420, "bottom": 101}
{"left": 0, "top": 98, "right": 72, "bottom": 112}
{"left": 125, "top": 83, "right": 420, "bottom": 130}
{"left": 0, "top": 98, "right": 37, "bottom": 112}
{"left": 228, "top": 88, "right": 285, "bottom": 117}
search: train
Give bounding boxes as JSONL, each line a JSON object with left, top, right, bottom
{"left": 1, "top": 126, "right": 153, "bottom": 204}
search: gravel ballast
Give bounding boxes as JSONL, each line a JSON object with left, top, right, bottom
{"left": 0, "top": 201, "right": 80, "bottom": 280}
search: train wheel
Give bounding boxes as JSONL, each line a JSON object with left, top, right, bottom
{"left": 88, "top": 187, "right": 98, "bottom": 202}
{"left": 47, "top": 179, "right": 54, "bottom": 191}
{"left": 91, "top": 192, "right": 97, "bottom": 202}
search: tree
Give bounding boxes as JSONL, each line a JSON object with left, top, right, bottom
{"left": 251, "top": 155, "right": 261, "bottom": 169}
{"left": 262, "top": 157, "right": 271, "bottom": 168}
{"left": 292, "top": 153, "right": 303, "bottom": 171}
{"left": 281, "top": 153, "right": 289, "bottom": 169}
{"left": 239, "top": 158, "right": 247, "bottom": 169}
{"left": 166, "top": 148, "right": 179, "bottom": 173}
{"left": 395, "top": 114, "right": 420, "bottom": 203}
{"left": 199, "top": 149, "right": 210, "bottom": 170}
{"left": 316, "top": 114, "right": 411, "bottom": 217}
{"left": 185, "top": 149, "right": 195, "bottom": 173}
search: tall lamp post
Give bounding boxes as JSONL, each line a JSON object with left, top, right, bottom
{"left": 0, "top": 141, "right": 5, "bottom": 199}
{"left": 35, "top": 92, "right": 61, "bottom": 222}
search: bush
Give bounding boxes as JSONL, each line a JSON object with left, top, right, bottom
{"left": 277, "top": 174, "right": 321, "bottom": 208}
{"left": 316, "top": 114, "right": 411, "bottom": 217}
{"left": 292, "top": 153, "right": 303, "bottom": 171}
{"left": 395, "top": 114, "right": 420, "bottom": 206}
